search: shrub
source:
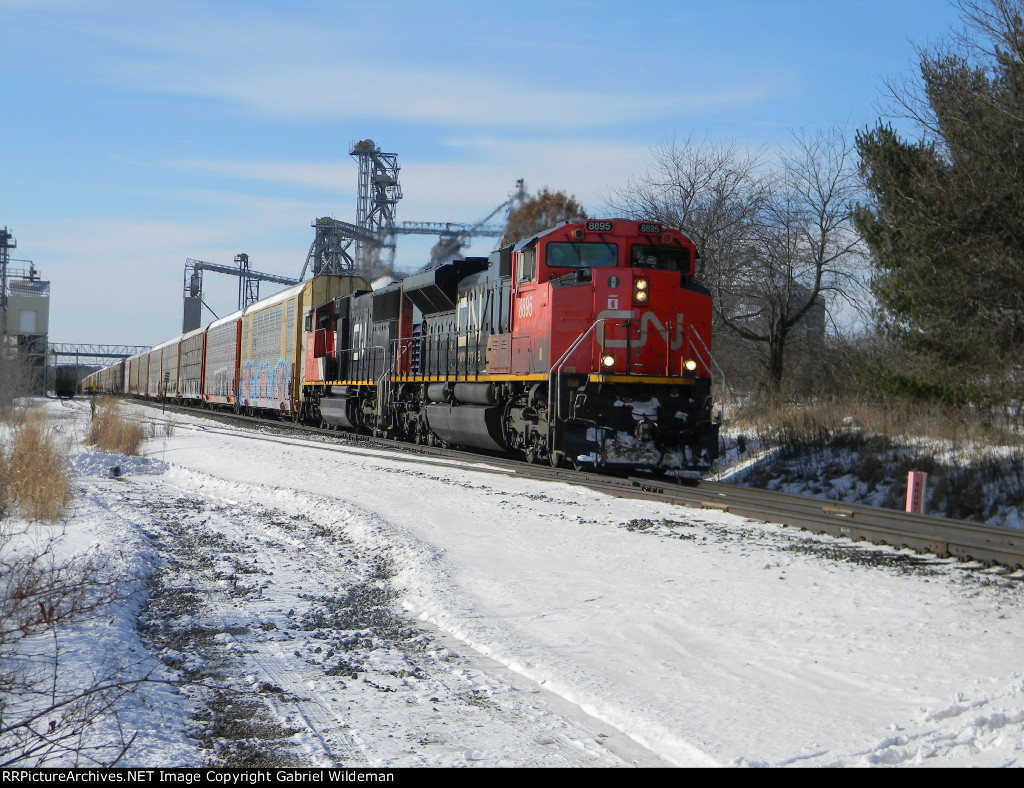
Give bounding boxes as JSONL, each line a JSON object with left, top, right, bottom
{"left": 86, "top": 400, "right": 147, "bottom": 456}
{"left": 0, "top": 415, "right": 73, "bottom": 521}
{"left": 0, "top": 498, "right": 143, "bottom": 766}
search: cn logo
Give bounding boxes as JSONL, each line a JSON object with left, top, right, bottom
{"left": 596, "top": 310, "right": 686, "bottom": 349}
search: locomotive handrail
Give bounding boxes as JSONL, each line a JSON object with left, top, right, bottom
{"left": 375, "top": 349, "right": 391, "bottom": 429}
{"left": 391, "top": 336, "right": 416, "bottom": 377}
{"left": 685, "top": 325, "right": 714, "bottom": 376}
{"left": 396, "top": 327, "right": 486, "bottom": 379}
{"left": 383, "top": 338, "right": 416, "bottom": 429}
{"left": 320, "top": 345, "right": 387, "bottom": 386}
{"left": 687, "top": 329, "right": 727, "bottom": 421}
{"left": 548, "top": 318, "right": 607, "bottom": 458}
{"left": 311, "top": 343, "right": 390, "bottom": 431}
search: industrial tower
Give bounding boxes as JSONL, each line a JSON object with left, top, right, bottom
{"left": 0, "top": 227, "right": 50, "bottom": 392}
{"left": 303, "top": 139, "right": 525, "bottom": 280}
{"left": 350, "top": 139, "right": 402, "bottom": 271}
{"left": 182, "top": 254, "right": 300, "bottom": 332}
{"left": 0, "top": 227, "right": 14, "bottom": 334}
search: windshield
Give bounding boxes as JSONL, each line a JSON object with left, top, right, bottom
{"left": 630, "top": 244, "right": 691, "bottom": 272}
{"left": 546, "top": 242, "right": 619, "bottom": 269}
{"left": 626, "top": 243, "right": 692, "bottom": 272}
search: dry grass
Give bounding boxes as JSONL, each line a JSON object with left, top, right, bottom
{"left": 723, "top": 393, "right": 1024, "bottom": 525}
{"left": 0, "top": 414, "right": 73, "bottom": 521}
{"left": 86, "top": 399, "right": 148, "bottom": 456}
{"left": 730, "top": 396, "right": 1017, "bottom": 448}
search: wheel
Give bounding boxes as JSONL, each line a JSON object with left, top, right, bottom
{"left": 524, "top": 447, "right": 537, "bottom": 464}
{"left": 549, "top": 450, "right": 562, "bottom": 468}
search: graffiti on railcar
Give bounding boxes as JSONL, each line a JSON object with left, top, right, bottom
{"left": 240, "top": 360, "right": 291, "bottom": 409}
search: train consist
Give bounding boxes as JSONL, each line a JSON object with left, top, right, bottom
{"left": 85, "top": 220, "right": 720, "bottom": 474}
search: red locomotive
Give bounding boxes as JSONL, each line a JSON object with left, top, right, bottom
{"left": 303, "top": 219, "right": 719, "bottom": 473}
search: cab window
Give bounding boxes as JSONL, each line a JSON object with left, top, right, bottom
{"left": 546, "top": 242, "right": 618, "bottom": 269}
{"left": 517, "top": 246, "right": 537, "bottom": 282}
{"left": 630, "top": 244, "right": 691, "bottom": 272}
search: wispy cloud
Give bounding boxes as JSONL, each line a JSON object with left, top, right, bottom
{"left": 26, "top": 208, "right": 323, "bottom": 344}
{"left": 171, "top": 160, "right": 354, "bottom": 194}
{"left": 149, "top": 137, "right": 657, "bottom": 225}
{"left": 7, "top": 2, "right": 783, "bottom": 129}
{"left": 413, "top": 137, "right": 656, "bottom": 207}
{"left": 159, "top": 66, "right": 780, "bottom": 128}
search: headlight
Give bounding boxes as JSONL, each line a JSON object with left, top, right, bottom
{"left": 601, "top": 354, "right": 616, "bottom": 368}
{"left": 684, "top": 358, "right": 698, "bottom": 372}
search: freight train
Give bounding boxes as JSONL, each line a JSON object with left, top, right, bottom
{"left": 85, "top": 220, "right": 720, "bottom": 474}
{"left": 54, "top": 365, "right": 79, "bottom": 398}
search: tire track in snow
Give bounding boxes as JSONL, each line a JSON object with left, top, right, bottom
{"left": 91, "top": 463, "right": 638, "bottom": 767}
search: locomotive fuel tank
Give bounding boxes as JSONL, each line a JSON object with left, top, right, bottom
{"left": 424, "top": 403, "right": 505, "bottom": 452}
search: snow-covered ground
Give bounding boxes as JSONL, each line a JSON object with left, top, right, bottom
{"left": 6, "top": 397, "right": 1024, "bottom": 767}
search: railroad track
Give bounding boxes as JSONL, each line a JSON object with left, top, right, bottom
{"left": 620, "top": 477, "right": 1024, "bottom": 569}
{"left": 136, "top": 400, "right": 1024, "bottom": 570}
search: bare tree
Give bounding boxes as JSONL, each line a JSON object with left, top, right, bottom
{"left": 711, "top": 127, "right": 867, "bottom": 391}
{"left": 608, "top": 128, "right": 867, "bottom": 395}
{"left": 607, "top": 134, "right": 766, "bottom": 282}
{"left": 882, "top": 0, "right": 1024, "bottom": 135}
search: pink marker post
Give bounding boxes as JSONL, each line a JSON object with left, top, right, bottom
{"left": 906, "top": 471, "right": 928, "bottom": 514}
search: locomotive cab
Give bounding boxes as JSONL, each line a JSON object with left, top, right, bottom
{"left": 502, "top": 219, "right": 719, "bottom": 473}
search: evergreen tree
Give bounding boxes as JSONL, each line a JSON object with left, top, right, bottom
{"left": 855, "top": 0, "right": 1024, "bottom": 403}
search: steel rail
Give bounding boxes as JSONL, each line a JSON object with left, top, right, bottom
{"left": 620, "top": 477, "right": 1024, "bottom": 569}
{"left": 132, "top": 400, "right": 1024, "bottom": 569}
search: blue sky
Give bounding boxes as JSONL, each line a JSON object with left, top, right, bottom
{"left": 2, "top": 0, "right": 964, "bottom": 346}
